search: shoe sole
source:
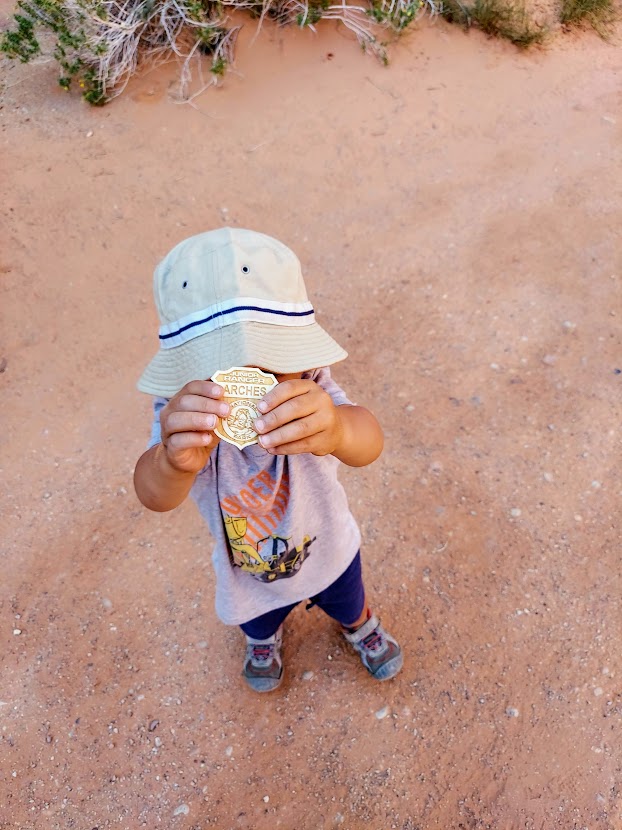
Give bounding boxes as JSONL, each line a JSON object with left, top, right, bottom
{"left": 243, "top": 669, "right": 284, "bottom": 693}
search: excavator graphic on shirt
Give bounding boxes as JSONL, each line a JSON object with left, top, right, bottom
{"left": 223, "top": 516, "right": 315, "bottom": 583}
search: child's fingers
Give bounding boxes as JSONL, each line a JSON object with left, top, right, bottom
{"left": 257, "top": 379, "right": 314, "bottom": 414}
{"left": 254, "top": 393, "right": 318, "bottom": 435}
{"left": 165, "top": 410, "right": 219, "bottom": 435}
{"left": 180, "top": 380, "right": 226, "bottom": 399}
{"left": 165, "top": 430, "right": 216, "bottom": 450}
{"left": 257, "top": 412, "right": 325, "bottom": 450}
{"left": 261, "top": 429, "right": 334, "bottom": 457}
{"left": 173, "top": 394, "right": 230, "bottom": 418}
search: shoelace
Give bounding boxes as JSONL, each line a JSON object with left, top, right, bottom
{"left": 251, "top": 644, "right": 273, "bottom": 663}
{"left": 361, "top": 630, "right": 384, "bottom": 652}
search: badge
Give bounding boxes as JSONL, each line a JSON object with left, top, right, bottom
{"left": 210, "top": 367, "right": 278, "bottom": 449}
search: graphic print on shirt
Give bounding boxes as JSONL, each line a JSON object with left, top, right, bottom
{"left": 220, "top": 468, "right": 315, "bottom": 583}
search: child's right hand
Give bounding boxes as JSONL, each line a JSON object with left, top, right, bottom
{"left": 159, "top": 380, "right": 230, "bottom": 473}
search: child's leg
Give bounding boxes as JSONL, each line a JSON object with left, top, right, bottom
{"left": 310, "top": 552, "right": 403, "bottom": 681}
{"left": 240, "top": 602, "right": 298, "bottom": 640}
{"left": 240, "top": 601, "right": 299, "bottom": 693}
{"left": 306, "top": 552, "right": 366, "bottom": 628}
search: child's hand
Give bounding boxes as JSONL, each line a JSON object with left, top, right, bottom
{"left": 253, "top": 379, "right": 344, "bottom": 457}
{"left": 159, "top": 381, "right": 230, "bottom": 473}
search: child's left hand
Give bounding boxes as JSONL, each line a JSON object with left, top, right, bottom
{"left": 253, "top": 379, "right": 344, "bottom": 457}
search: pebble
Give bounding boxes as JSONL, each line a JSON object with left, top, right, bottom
{"left": 543, "top": 472, "right": 554, "bottom": 482}
{"left": 591, "top": 480, "right": 601, "bottom": 489}
{"left": 594, "top": 687, "right": 604, "bottom": 697}
{"left": 375, "top": 706, "right": 390, "bottom": 720}
{"left": 196, "top": 641, "right": 208, "bottom": 649}
{"left": 562, "top": 320, "right": 576, "bottom": 330}
{"left": 86, "top": 130, "right": 94, "bottom": 137}
{"left": 542, "top": 354, "right": 556, "bottom": 366}
{"left": 263, "top": 795, "right": 270, "bottom": 803}
{"left": 510, "top": 508, "right": 521, "bottom": 517}
{"left": 102, "top": 598, "right": 113, "bottom": 610}
{"left": 173, "top": 804, "right": 189, "bottom": 816}
{"left": 154, "top": 737, "right": 162, "bottom": 748}
{"left": 505, "top": 707, "right": 520, "bottom": 717}
{"left": 13, "top": 629, "right": 22, "bottom": 635}
{"left": 225, "top": 745, "right": 233, "bottom": 757}
{"left": 148, "top": 719, "right": 159, "bottom": 732}
{"left": 302, "top": 671, "right": 314, "bottom": 681}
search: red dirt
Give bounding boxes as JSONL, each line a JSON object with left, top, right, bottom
{"left": 2, "top": 8, "right": 622, "bottom": 829}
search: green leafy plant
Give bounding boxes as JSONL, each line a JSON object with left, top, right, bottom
{"left": 1, "top": 0, "right": 242, "bottom": 104}
{"left": 440, "top": 0, "right": 547, "bottom": 45}
{"left": 1, "top": 0, "right": 560, "bottom": 105}
{"left": 560, "top": 0, "right": 618, "bottom": 35}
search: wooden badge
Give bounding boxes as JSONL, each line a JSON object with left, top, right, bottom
{"left": 210, "top": 367, "right": 278, "bottom": 449}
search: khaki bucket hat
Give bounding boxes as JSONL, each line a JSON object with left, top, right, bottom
{"left": 137, "top": 228, "right": 347, "bottom": 398}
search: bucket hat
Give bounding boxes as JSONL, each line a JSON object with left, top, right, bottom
{"left": 137, "top": 228, "right": 347, "bottom": 398}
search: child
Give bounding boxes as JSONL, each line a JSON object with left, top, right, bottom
{"left": 134, "top": 228, "right": 403, "bottom": 692}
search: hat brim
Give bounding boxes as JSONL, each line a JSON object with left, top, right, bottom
{"left": 137, "top": 320, "right": 348, "bottom": 398}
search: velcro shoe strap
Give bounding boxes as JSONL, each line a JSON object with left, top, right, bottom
{"left": 343, "top": 613, "right": 380, "bottom": 644}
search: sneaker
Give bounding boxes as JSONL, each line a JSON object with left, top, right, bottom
{"left": 343, "top": 613, "right": 403, "bottom": 681}
{"left": 242, "top": 625, "right": 284, "bottom": 693}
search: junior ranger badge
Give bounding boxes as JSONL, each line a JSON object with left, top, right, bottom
{"left": 210, "top": 367, "right": 278, "bottom": 449}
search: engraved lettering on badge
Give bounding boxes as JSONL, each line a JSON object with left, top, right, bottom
{"left": 210, "top": 367, "right": 278, "bottom": 449}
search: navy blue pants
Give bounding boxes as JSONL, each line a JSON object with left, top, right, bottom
{"left": 240, "top": 551, "right": 365, "bottom": 640}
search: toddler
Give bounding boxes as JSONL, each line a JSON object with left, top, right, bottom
{"left": 134, "top": 228, "right": 403, "bottom": 692}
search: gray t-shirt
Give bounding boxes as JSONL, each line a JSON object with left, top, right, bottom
{"left": 148, "top": 368, "right": 361, "bottom": 625}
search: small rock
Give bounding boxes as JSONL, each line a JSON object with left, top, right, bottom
{"left": 154, "top": 737, "right": 162, "bottom": 748}
{"left": 86, "top": 130, "right": 94, "bottom": 137}
{"left": 562, "top": 320, "right": 576, "bottom": 330}
{"left": 102, "top": 598, "right": 113, "bottom": 610}
{"left": 302, "top": 671, "right": 314, "bottom": 681}
{"left": 543, "top": 472, "right": 554, "bottom": 482}
{"left": 375, "top": 706, "right": 390, "bottom": 720}
{"left": 591, "top": 480, "right": 601, "bottom": 489}
{"left": 594, "top": 687, "right": 604, "bottom": 697}
{"left": 225, "top": 745, "right": 233, "bottom": 757}
{"left": 148, "top": 719, "right": 159, "bottom": 732}
{"left": 510, "top": 508, "right": 521, "bottom": 517}
{"left": 173, "top": 804, "right": 189, "bottom": 816}
{"left": 506, "top": 707, "right": 520, "bottom": 717}
{"left": 13, "top": 629, "right": 22, "bottom": 636}
{"left": 542, "top": 354, "right": 556, "bottom": 366}
{"left": 263, "top": 795, "right": 270, "bottom": 803}
{"left": 196, "top": 641, "right": 208, "bottom": 649}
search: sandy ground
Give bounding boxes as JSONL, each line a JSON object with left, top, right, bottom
{"left": 2, "top": 6, "right": 622, "bottom": 829}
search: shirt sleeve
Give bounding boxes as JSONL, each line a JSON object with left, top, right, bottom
{"left": 307, "top": 367, "right": 352, "bottom": 407}
{"left": 147, "top": 396, "right": 168, "bottom": 449}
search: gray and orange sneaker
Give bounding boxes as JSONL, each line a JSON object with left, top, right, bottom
{"left": 242, "top": 625, "right": 284, "bottom": 692}
{"left": 343, "top": 613, "right": 403, "bottom": 680}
